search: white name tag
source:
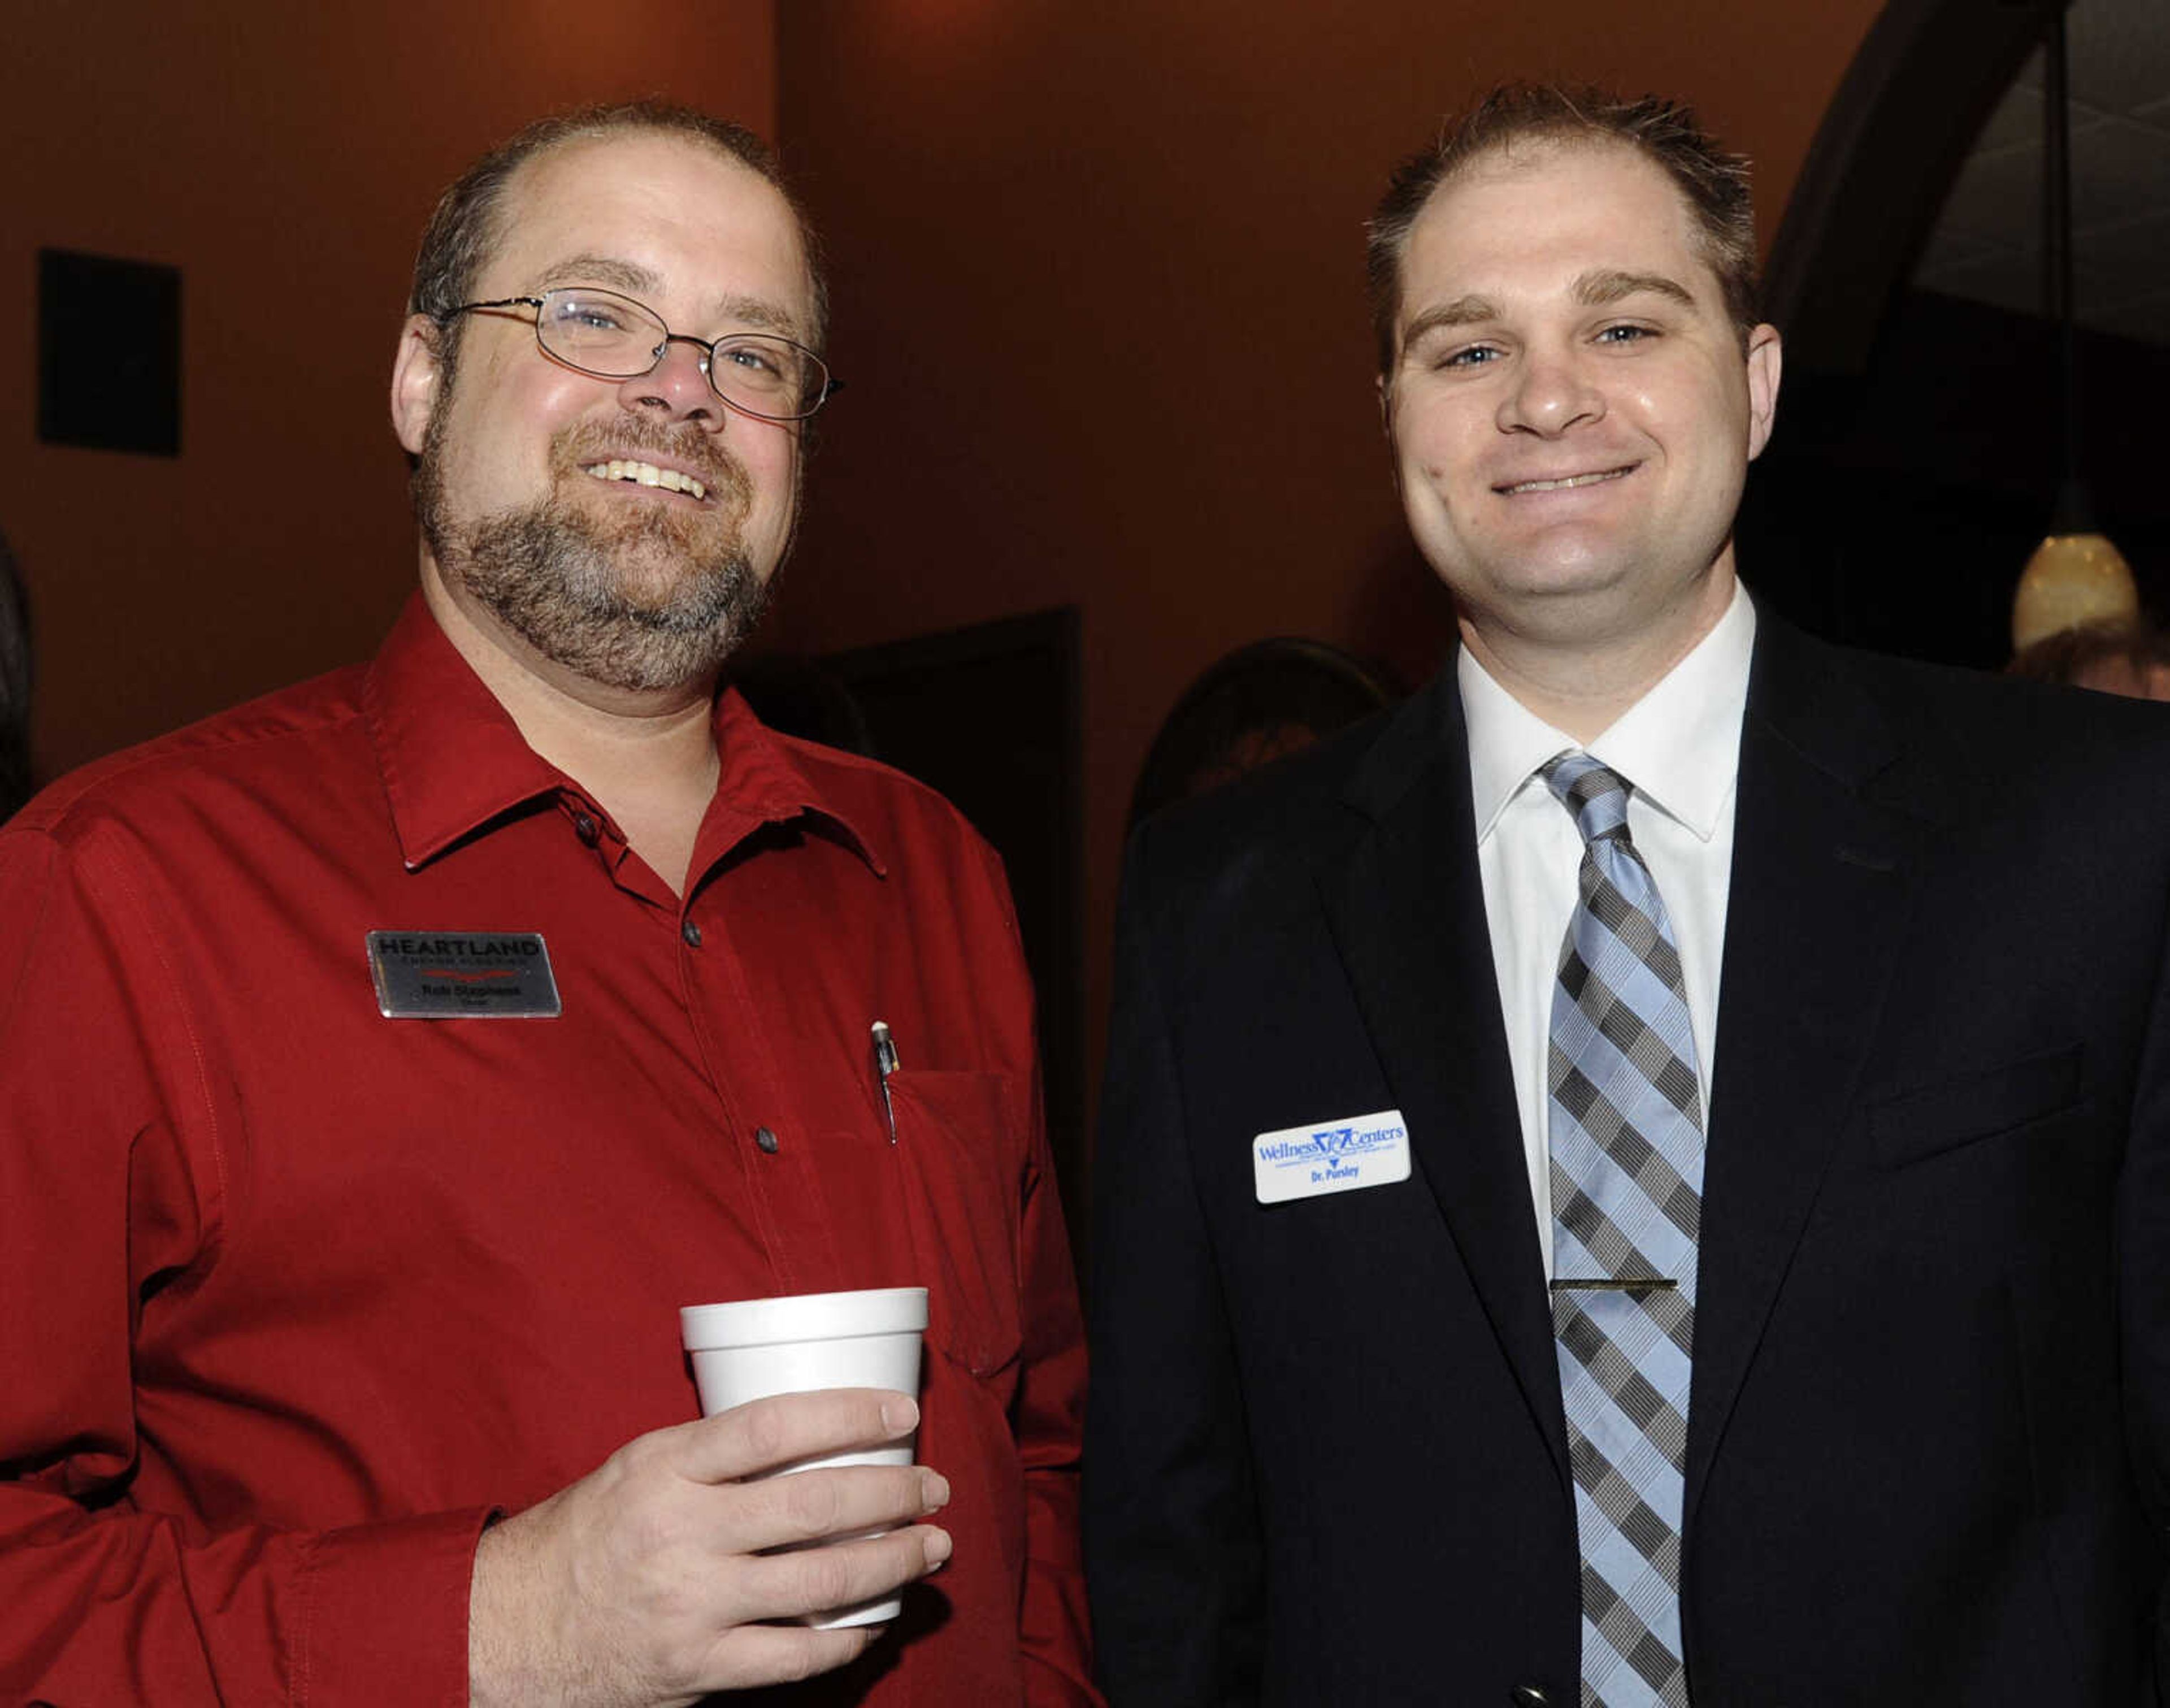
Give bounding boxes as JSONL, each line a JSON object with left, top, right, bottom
{"left": 1252, "top": 1108, "right": 1412, "bottom": 1204}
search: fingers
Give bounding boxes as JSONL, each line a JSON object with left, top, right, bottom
{"left": 727, "top": 1462, "right": 952, "bottom": 1555}
{"left": 472, "top": 1395, "right": 946, "bottom": 1699}
{"left": 700, "top": 1620, "right": 880, "bottom": 1688}
{"left": 727, "top": 1520, "right": 954, "bottom": 1627}
{"left": 680, "top": 1388, "right": 919, "bottom": 1484}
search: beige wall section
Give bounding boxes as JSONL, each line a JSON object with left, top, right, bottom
{"left": 1, "top": 0, "right": 778, "bottom": 780}
{"left": 770, "top": 0, "right": 1886, "bottom": 1121}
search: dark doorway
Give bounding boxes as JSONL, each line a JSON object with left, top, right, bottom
{"left": 807, "top": 611, "right": 1090, "bottom": 1286}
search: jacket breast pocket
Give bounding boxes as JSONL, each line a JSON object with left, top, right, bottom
{"left": 885, "top": 1069, "right": 1025, "bottom": 1381}
{"left": 1867, "top": 1042, "right": 2084, "bottom": 1170}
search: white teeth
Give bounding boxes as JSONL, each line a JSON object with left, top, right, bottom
{"left": 1503, "top": 468, "right": 1630, "bottom": 495}
{"left": 580, "top": 460, "right": 706, "bottom": 501}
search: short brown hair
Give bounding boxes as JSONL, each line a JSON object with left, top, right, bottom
{"left": 408, "top": 100, "right": 827, "bottom": 379}
{"left": 2007, "top": 619, "right": 2170, "bottom": 686}
{"left": 1366, "top": 83, "right": 1760, "bottom": 372}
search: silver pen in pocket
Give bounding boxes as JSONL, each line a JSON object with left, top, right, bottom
{"left": 871, "top": 1020, "right": 900, "bottom": 1143}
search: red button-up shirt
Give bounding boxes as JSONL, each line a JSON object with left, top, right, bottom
{"left": 0, "top": 597, "right": 1096, "bottom": 1705}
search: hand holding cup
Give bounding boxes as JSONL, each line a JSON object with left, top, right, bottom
{"left": 679, "top": 1286, "right": 932, "bottom": 1628}
{"left": 468, "top": 1382, "right": 948, "bottom": 1707}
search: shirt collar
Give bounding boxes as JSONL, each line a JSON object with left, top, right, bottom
{"left": 1460, "top": 579, "right": 1756, "bottom": 842}
{"left": 362, "top": 592, "right": 883, "bottom": 875}
{"left": 704, "top": 689, "right": 887, "bottom": 879}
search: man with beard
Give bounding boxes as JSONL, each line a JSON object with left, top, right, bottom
{"left": 0, "top": 105, "right": 1096, "bottom": 1707}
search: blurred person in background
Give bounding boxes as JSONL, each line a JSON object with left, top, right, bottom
{"left": 2009, "top": 616, "right": 2170, "bottom": 701}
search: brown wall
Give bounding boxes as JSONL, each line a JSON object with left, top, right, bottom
{"left": 770, "top": 1, "right": 1886, "bottom": 1125}
{"left": 2, "top": 0, "right": 777, "bottom": 780}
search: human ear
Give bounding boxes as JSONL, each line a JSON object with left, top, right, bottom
{"left": 390, "top": 315, "right": 445, "bottom": 457}
{"left": 1743, "top": 323, "right": 1782, "bottom": 461}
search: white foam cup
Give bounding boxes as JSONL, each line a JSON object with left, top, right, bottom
{"left": 679, "top": 1286, "right": 929, "bottom": 1628}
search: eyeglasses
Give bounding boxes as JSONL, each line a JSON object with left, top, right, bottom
{"left": 442, "top": 286, "right": 839, "bottom": 422}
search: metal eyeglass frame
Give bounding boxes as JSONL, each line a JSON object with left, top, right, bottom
{"left": 442, "top": 288, "right": 841, "bottom": 423}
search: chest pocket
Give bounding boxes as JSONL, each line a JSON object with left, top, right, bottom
{"left": 1867, "top": 1042, "right": 2085, "bottom": 1169}
{"left": 886, "top": 1069, "right": 1025, "bottom": 1381}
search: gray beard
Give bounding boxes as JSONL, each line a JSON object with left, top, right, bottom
{"left": 448, "top": 494, "right": 770, "bottom": 693}
{"left": 415, "top": 413, "right": 774, "bottom": 695}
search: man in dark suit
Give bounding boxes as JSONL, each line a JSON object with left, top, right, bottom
{"left": 1083, "top": 84, "right": 2170, "bottom": 1706}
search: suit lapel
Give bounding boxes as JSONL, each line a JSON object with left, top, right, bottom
{"left": 1317, "top": 675, "right": 1572, "bottom": 1490}
{"left": 1313, "top": 623, "right": 1944, "bottom": 1514}
{"left": 1683, "top": 619, "right": 1934, "bottom": 1525}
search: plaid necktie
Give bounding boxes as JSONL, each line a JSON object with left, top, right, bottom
{"left": 1542, "top": 753, "right": 1702, "bottom": 1707}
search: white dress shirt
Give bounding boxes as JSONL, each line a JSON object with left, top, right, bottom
{"left": 1459, "top": 582, "right": 1756, "bottom": 1276}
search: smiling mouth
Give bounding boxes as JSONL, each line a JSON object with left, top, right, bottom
{"left": 580, "top": 459, "right": 709, "bottom": 501}
{"left": 1496, "top": 466, "right": 1637, "bottom": 496}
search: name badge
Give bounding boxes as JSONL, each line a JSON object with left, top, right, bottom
{"left": 1253, "top": 1108, "right": 1411, "bottom": 1204}
{"left": 367, "top": 930, "right": 562, "bottom": 1018}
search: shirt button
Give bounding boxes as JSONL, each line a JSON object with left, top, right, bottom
{"left": 754, "top": 1126, "right": 780, "bottom": 1154}
{"left": 682, "top": 918, "right": 702, "bottom": 948}
{"left": 572, "top": 812, "right": 600, "bottom": 846}
{"left": 1509, "top": 1687, "right": 1557, "bottom": 1707}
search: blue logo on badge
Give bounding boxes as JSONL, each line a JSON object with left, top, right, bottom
{"left": 1255, "top": 1116, "right": 1408, "bottom": 1185}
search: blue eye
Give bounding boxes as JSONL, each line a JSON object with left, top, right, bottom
{"left": 558, "top": 299, "right": 624, "bottom": 331}
{"left": 552, "top": 301, "right": 640, "bottom": 340}
{"left": 1436, "top": 344, "right": 1501, "bottom": 370}
{"left": 719, "top": 344, "right": 782, "bottom": 379}
{"left": 710, "top": 338, "right": 804, "bottom": 397}
{"left": 1596, "top": 324, "right": 1656, "bottom": 345}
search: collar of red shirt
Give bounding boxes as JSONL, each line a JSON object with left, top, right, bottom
{"left": 359, "top": 593, "right": 884, "bottom": 880}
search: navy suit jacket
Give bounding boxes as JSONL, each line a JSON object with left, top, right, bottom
{"left": 1085, "top": 614, "right": 2170, "bottom": 1706}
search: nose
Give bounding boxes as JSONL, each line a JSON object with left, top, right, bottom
{"left": 1498, "top": 343, "right": 1603, "bottom": 438}
{"left": 618, "top": 335, "right": 722, "bottom": 429}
